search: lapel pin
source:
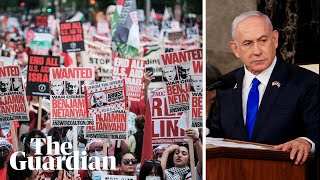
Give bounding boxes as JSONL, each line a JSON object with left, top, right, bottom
{"left": 234, "top": 83, "right": 237, "bottom": 89}
{"left": 272, "top": 81, "right": 281, "bottom": 88}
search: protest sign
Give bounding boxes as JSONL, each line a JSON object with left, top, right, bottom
{"left": 102, "top": 175, "right": 136, "bottom": 180}
{"left": 85, "top": 109, "right": 127, "bottom": 139}
{"left": 0, "top": 66, "right": 29, "bottom": 121}
{"left": 151, "top": 89, "right": 186, "bottom": 145}
{"left": 160, "top": 49, "right": 203, "bottom": 114}
{"left": 59, "top": 21, "right": 85, "bottom": 52}
{"left": 81, "top": 40, "right": 113, "bottom": 81}
{"left": 84, "top": 79, "right": 126, "bottom": 116}
{"left": 84, "top": 79, "right": 127, "bottom": 139}
{"left": 141, "top": 39, "right": 165, "bottom": 89}
{"left": 165, "top": 38, "right": 200, "bottom": 53}
{"left": 26, "top": 55, "right": 60, "bottom": 96}
{"left": 112, "top": 57, "right": 145, "bottom": 102}
{"left": 50, "top": 67, "right": 94, "bottom": 126}
{"left": 35, "top": 15, "right": 48, "bottom": 27}
{"left": 189, "top": 49, "right": 203, "bottom": 127}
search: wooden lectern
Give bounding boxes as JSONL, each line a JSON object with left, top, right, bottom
{"left": 206, "top": 139, "right": 316, "bottom": 180}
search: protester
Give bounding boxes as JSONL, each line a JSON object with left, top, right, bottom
{"left": 22, "top": 130, "right": 45, "bottom": 156}
{"left": 160, "top": 128, "right": 202, "bottom": 180}
{"left": 0, "top": 138, "right": 12, "bottom": 177}
{"left": 139, "top": 160, "right": 164, "bottom": 180}
{"left": 6, "top": 155, "right": 36, "bottom": 180}
{"left": 35, "top": 144, "right": 74, "bottom": 180}
{"left": 128, "top": 115, "right": 145, "bottom": 163}
{"left": 117, "top": 151, "right": 138, "bottom": 176}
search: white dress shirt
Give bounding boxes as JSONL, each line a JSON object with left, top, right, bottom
{"left": 242, "top": 57, "right": 315, "bottom": 153}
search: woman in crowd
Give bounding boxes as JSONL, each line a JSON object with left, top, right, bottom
{"left": 117, "top": 151, "right": 138, "bottom": 176}
{"left": 161, "top": 128, "right": 202, "bottom": 180}
{"left": 139, "top": 160, "right": 164, "bottom": 180}
{"left": 21, "top": 130, "right": 45, "bottom": 156}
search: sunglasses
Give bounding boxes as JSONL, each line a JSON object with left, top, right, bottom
{"left": 122, "top": 159, "right": 138, "bottom": 165}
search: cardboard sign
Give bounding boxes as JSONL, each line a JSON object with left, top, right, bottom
{"left": 189, "top": 50, "right": 203, "bottom": 127}
{"left": 85, "top": 109, "right": 127, "bottom": 139}
{"left": 26, "top": 55, "right": 60, "bottom": 96}
{"left": 112, "top": 57, "right": 145, "bottom": 102}
{"left": 151, "top": 89, "right": 186, "bottom": 144}
{"left": 81, "top": 40, "right": 113, "bottom": 81}
{"left": 141, "top": 39, "right": 165, "bottom": 89}
{"left": 59, "top": 21, "right": 85, "bottom": 52}
{"left": 50, "top": 67, "right": 94, "bottom": 126}
{"left": 0, "top": 66, "right": 29, "bottom": 121}
{"left": 165, "top": 38, "right": 200, "bottom": 53}
{"left": 160, "top": 49, "right": 203, "bottom": 113}
{"left": 35, "top": 15, "right": 48, "bottom": 27}
{"left": 85, "top": 79, "right": 126, "bottom": 116}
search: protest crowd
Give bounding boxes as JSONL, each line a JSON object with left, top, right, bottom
{"left": 0, "top": 1, "right": 203, "bottom": 180}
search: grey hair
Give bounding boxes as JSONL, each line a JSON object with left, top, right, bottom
{"left": 231, "top": 11, "right": 273, "bottom": 40}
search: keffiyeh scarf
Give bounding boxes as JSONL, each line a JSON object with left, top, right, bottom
{"left": 165, "top": 167, "right": 191, "bottom": 180}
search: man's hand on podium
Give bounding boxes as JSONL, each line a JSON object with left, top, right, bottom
{"left": 274, "top": 138, "right": 311, "bottom": 165}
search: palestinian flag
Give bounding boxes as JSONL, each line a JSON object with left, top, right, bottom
{"left": 111, "top": 0, "right": 140, "bottom": 58}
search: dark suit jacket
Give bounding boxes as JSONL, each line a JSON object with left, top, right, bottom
{"left": 209, "top": 59, "right": 319, "bottom": 152}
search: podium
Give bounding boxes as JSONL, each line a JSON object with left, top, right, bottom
{"left": 206, "top": 139, "right": 316, "bottom": 180}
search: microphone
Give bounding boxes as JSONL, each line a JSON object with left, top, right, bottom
{"left": 206, "top": 73, "right": 237, "bottom": 90}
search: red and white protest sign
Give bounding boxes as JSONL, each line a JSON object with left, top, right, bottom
{"left": 50, "top": 67, "right": 94, "bottom": 126}
{"left": 84, "top": 79, "right": 126, "bottom": 116}
{"left": 151, "top": 89, "right": 186, "bottom": 144}
{"left": 141, "top": 39, "right": 165, "bottom": 89}
{"left": 85, "top": 109, "right": 127, "bottom": 140}
{"left": 112, "top": 57, "right": 145, "bottom": 102}
{"left": 160, "top": 49, "right": 203, "bottom": 113}
{"left": 189, "top": 49, "right": 203, "bottom": 127}
{"left": 81, "top": 40, "right": 113, "bottom": 81}
{"left": 84, "top": 79, "right": 127, "bottom": 139}
{"left": 165, "top": 38, "right": 200, "bottom": 53}
{"left": 0, "top": 66, "right": 29, "bottom": 121}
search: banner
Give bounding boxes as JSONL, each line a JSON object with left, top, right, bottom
{"left": 59, "top": 21, "right": 85, "bottom": 53}
{"left": 112, "top": 57, "right": 145, "bottom": 102}
{"left": 151, "top": 89, "right": 186, "bottom": 145}
{"left": 84, "top": 79, "right": 127, "bottom": 139}
{"left": 50, "top": 67, "right": 94, "bottom": 126}
{"left": 189, "top": 49, "right": 203, "bottom": 127}
{"left": 26, "top": 55, "right": 60, "bottom": 96}
{"left": 160, "top": 49, "right": 203, "bottom": 113}
{"left": 165, "top": 38, "right": 200, "bottom": 53}
{"left": 0, "top": 66, "right": 29, "bottom": 121}
{"left": 35, "top": 15, "right": 48, "bottom": 27}
{"left": 81, "top": 40, "right": 113, "bottom": 81}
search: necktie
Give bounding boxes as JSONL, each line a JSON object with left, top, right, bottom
{"left": 246, "top": 78, "right": 260, "bottom": 140}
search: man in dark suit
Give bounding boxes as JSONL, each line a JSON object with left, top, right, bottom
{"left": 208, "top": 11, "right": 319, "bottom": 165}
